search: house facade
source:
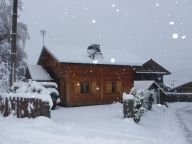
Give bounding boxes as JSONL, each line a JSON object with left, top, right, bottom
{"left": 33, "top": 46, "right": 142, "bottom": 106}
{"left": 134, "top": 59, "right": 171, "bottom": 85}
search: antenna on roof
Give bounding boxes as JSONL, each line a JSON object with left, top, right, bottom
{"left": 40, "top": 29, "right": 46, "bottom": 47}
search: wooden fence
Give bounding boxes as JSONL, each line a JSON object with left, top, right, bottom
{"left": 166, "top": 93, "right": 192, "bottom": 102}
{"left": 0, "top": 96, "right": 50, "bottom": 118}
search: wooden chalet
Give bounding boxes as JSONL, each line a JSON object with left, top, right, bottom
{"left": 30, "top": 46, "right": 142, "bottom": 106}
{"left": 134, "top": 59, "right": 171, "bottom": 85}
{"left": 170, "top": 81, "right": 192, "bottom": 93}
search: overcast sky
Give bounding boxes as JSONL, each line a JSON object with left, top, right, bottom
{"left": 19, "top": 0, "right": 192, "bottom": 86}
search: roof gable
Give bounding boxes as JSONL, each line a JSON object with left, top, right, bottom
{"left": 134, "top": 80, "right": 167, "bottom": 95}
{"left": 41, "top": 46, "right": 143, "bottom": 66}
{"left": 136, "top": 59, "right": 171, "bottom": 75}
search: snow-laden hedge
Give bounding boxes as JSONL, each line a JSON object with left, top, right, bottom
{"left": 123, "top": 88, "right": 155, "bottom": 123}
{"left": 0, "top": 81, "right": 53, "bottom": 118}
{"left": 9, "top": 80, "right": 53, "bottom": 108}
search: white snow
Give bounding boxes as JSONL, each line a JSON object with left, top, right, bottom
{"left": 181, "top": 35, "right": 186, "bottom": 39}
{"left": 155, "top": 3, "right": 160, "bottom": 7}
{"left": 92, "top": 19, "right": 96, "bottom": 24}
{"left": 28, "top": 65, "right": 53, "bottom": 81}
{"left": 136, "top": 72, "right": 167, "bottom": 74}
{"left": 5, "top": 81, "right": 54, "bottom": 108}
{"left": 122, "top": 93, "right": 134, "bottom": 101}
{"left": 172, "top": 33, "right": 179, "bottom": 39}
{"left": 169, "top": 21, "right": 175, "bottom": 25}
{"left": 116, "top": 9, "right": 120, "bottom": 12}
{"left": 45, "top": 46, "right": 143, "bottom": 66}
{"left": 38, "top": 82, "right": 58, "bottom": 88}
{"left": 0, "top": 102, "right": 191, "bottom": 144}
{"left": 134, "top": 81, "right": 155, "bottom": 90}
{"left": 112, "top": 4, "right": 116, "bottom": 8}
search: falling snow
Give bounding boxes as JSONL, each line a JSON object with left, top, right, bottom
{"left": 172, "top": 33, "right": 179, "bottom": 39}
{"left": 19, "top": 0, "right": 192, "bottom": 87}
{"left": 112, "top": 4, "right": 116, "bottom": 8}
{"left": 155, "top": 3, "right": 160, "bottom": 7}
{"left": 116, "top": 9, "right": 120, "bottom": 12}
{"left": 181, "top": 35, "right": 186, "bottom": 39}
{"left": 169, "top": 21, "right": 175, "bottom": 25}
{"left": 92, "top": 19, "right": 96, "bottom": 24}
{"left": 110, "top": 58, "right": 115, "bottom": 63}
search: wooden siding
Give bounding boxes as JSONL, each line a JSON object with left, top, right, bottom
{"left": 134, "top": 73, "right": 163, "bottom": 84}
{"left": 59, "top": 63, "right": 133, "bottom": 106}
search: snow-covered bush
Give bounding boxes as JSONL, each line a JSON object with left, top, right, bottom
{"left": 130, "top": 88, "right": 154, "bottom": 123}
{"left": 122, "top": 93, "right": 134, "bottom": 118}
{"left": 10, "top": 80, "right": 53, "bottom": 108}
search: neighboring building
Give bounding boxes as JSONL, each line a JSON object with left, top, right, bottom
{"left": 134, "top": 80, "right": 167, "bottom": 104}
{"left": 170, "top": 81, "right": 192, "bottom": 93}
{"left": 26, "top": 65, "right": 54, "bottom": 82}
{"left": 134, "top": 59, "right": 171, "bottom": 85}
{"left": 28, "top": 46, "right": 142, "bottom": 106}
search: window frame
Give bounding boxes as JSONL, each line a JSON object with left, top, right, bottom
{"left": 80, "top": 81, "right": 89, "bottom": 94}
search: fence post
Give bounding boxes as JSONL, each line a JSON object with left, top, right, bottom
{"left": 3, "top": 97, "right": 10, "bottom": 117}
{"left": 41, "top": 101, "right": 51, "bottom": 118}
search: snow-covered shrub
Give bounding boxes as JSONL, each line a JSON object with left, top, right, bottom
{"left": 130, "top": 88, "right": 154, "bottom": 123}
{"left": 122, "top": 93, "right": 134, "bottom": 118}
{"left": 10, "top": 80, "right": 53, "bottom": 108}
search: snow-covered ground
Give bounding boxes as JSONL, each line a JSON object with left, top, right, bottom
{"left": 0, "top": 102, "right": 191, "bottom": 144}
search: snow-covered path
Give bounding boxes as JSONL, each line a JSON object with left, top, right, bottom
{"left": 0, "top": 103, "right": 191, "bottom": 144}
{"left": 176, "top": 105, "right": 192, "bottom": 144}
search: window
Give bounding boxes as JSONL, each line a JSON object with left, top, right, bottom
{"left": 112, "top": 81, "right": 116, "bottom": 93}
{"left": 80, "top": 82, "right": 89, "bottom": 93}
{"left": 106, "top": 81, "right": 121, "bottom": 93}
{"left": 91, "top": 81, "right": 97, "bottom": 93}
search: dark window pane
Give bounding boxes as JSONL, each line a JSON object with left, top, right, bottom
{"left": 112, "top": 81, "right": 116, "bottom": 93}
{"left": 80, "top": 82, "right": 89, "bottom": 93}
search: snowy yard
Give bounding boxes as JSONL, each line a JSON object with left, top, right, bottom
{"left": 0, "top": 103, "right": 191, "bottom": 144}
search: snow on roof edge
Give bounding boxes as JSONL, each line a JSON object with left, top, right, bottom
{"left": 44, "top": 46, "right": 144, "bottom": 66}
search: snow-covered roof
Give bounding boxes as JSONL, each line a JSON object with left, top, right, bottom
{"left": 170, "top": 81, "right": 192, "bottom": 92}
{"left": 44, "top": 46, "right": 143, "bottom": 66}
{"left": 136, "top": 59, "right": 171, "bottom": 75}
{"left": 136, "top": 71, "right": 167, "bottom": 74}
{"left": 134, "top": 81, "right": 155, "bottom": 90}
{"left": 38, "top": 82, "right": 58, "bottom": 88}
{"left": 134, "top": 80, "right": 167, "bottom": 95}
{"left": 28, "top": 65, "right": 53, "bottom": 81}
